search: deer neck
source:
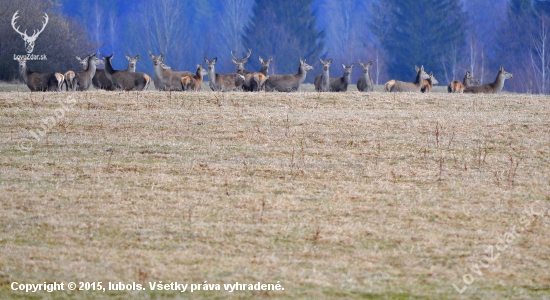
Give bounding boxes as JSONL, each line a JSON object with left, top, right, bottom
{"left": 87, "top": 62, "right": 98, "bottom": 78}
{"left": 259, "top": 65, "right": 268, "bottom": 76}
{"left": 414, "top": 71, "right": 423, "bottom": 87}
{"left": 298, "top": 64, "right": 308, "bottom": 83}
{"left": 344, "top": 72, "right": 351, "bottom": 85}
{"left": 207, "top": 66, "right": 216, "bottom": 84}
{"left": 322, "top": 68, "right": 330, "bottom": 86}
{"left": 492, "top": 71, "right": 506, "bottom": 92}
{"left": 195, "top": 68, "right": 203, "bottom": 81}
{"left": 126, "top": 64, "right": 135, "bottom": 72}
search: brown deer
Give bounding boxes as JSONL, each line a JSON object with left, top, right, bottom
{"left": 181, "top": 64, "right": 208, "bottom": 91}
{"left": 63, "top": 71, "right": 75, "bottom": 91}
{"left": 384, "top": 80, "right": 396, "bottom": 92}
{"left": 72, "top": 54, "right": 102, "bottom": 91}
{"left": 264, "top": 58, "right": 314, "bottom": 92}
{"left": 231, "top": 50, "right": 272, "bottom": 91}
{"left": 448, "top": 71, "right": 480, "bottom": 93}
{"left": 314, "top": 58, "right": 332, "bottom": 92}
{"left": 204, "top": 57, "right": 245, "bottom": 92}
{"left": 330, "top": 63, "right": 355, "bottom": 92}
{"left": 252, "top": 73, "right": 269, "bottom": 91}
{"left": 101, "top": 53, "right": 150, "bottom": 91}
{"left": 17, "top": 59, "right": 63, "bottom": 92}
{"left": 357, "top": 60, "right": 374, "bottom": 92}
{"left": 250, "top": 56, "right": 273, "bottom": 91}
{"left": 76, "top": 55, "right": 114, "bottom": 91}
{"left": 148, "top": 52, "right": 193, "bottom": 91}
{"left": 421, "top": 72, "right": 439, "bottom": 93}
{"left": 464, "top": 66, "right": 513, "bottom": 94}
{"left": 390, "top": 66, "right": 430, "bottom": 92}
{"left": 125, "top": 55, "right": 140, "bottom": 72}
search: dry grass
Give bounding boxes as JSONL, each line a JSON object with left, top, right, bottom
{"left": 1, "top": 85, "right": 549, "bottom": 299}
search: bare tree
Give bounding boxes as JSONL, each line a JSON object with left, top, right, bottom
{"left": 128, "top": 0, "right": 193, "bottom": 68}
{"left": 530, "top": 13, "right": 550, "bottom": 94}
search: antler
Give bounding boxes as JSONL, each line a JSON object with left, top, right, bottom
{"left": 244, "top": 48, "right": 252, "bottom": 60}
{"left": 29, "top": 13, "right": 48, "bottom": 39}
{"left": 11, "top": 11, "right": 26, "bottom": 37}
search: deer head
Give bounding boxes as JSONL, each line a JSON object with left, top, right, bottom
{"left": 12, "top": 11, "right": 49, "bottom": 54}
{"left": 319, "top": 58, "right": 333, "bottom": 72}
{"left": 125, "top": 54, "right": 140, "bottom": 72}
{"left": 359, "top": 60, "right": 373, "bottom": 74}
{"left": 465, "top": 71, "right": 479, "bottom": 85}
{"left": 148, "top": 51, "right": 164, "bottom": 67}
{"left": 231, "top": 49, "right": 252, "bottom": 74}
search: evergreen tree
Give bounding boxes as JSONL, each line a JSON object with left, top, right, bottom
{"left": 242, "top": 0, "right": 325, "bottom": 76}
{"left": 370, "top": 0, "right": 466, "bottom": 82}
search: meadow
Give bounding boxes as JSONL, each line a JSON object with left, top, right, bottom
{"left": 0, "top": 84, "right": 549, "bottom": 299}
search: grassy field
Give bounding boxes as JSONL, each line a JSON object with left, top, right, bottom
{"left": 0, "top": 85, "right": 549, "bottom": 299}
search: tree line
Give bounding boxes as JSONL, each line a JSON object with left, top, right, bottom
{"left": 1, "top": 0, "right": 549, "bottom": 94}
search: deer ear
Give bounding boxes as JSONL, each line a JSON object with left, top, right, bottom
{"left": 213, "top": 57, "right": 218, "bottom": 63}
{"left": 136, "top": 54, "right": 140, "bottom": 60}
{"left": 368, "top": 60, "right": 373, "bottom": 66}
{"left": 259, "top": 56, "right": 264, "bottom": 63}
{"left": 430, "top": 72, "right": 433, "bottom": 76}
{"left": 148, "top": 51, "right": 153, "bottom": 57}
{"left": 351, "top": 63, "right": 355, "bottom": 68}
{"left": 342, "top": 63, "right": 346, "bottom": 69}
{"left": 125, "top": 55, "right": 130, "bottom": 60}
{"left": 415, "top": 66, "right": 419, "bottom": 72}
{"left": 328, "top": 58, "right": 333, "bottom": 64}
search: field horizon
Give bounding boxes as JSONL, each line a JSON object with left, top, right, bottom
{"left": 1, "top": 87, "right": 549, "bottom": 299}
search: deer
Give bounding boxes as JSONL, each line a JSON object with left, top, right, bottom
{"left": 11, "top": 11, "right": 48, "bottom": 54}
{"left": 464, "top": 66, "right": 513, "bottom": 94}
{"left": 63, "top": 71, "right": 75, "bottom": 91}
{"left": 448, "top": 71, "right": 480, "bottom": 93}
{"left": 101, "top": 53, "right": 150, "bottom": 91}
{"left": 314, "top": 58, "right": 332, "bottom": 92}
{"left": 252, "top": 73, "right": 269, "bottom": 91}
{"left": 421, "top": 72, "right": 439, "bottom": 93}
{"left": 148, "top": 52, "right": 193, "bottom": 91}
{"left": 72, "top": 54, "right": 102, "bottom": 91}
{"left": 390, "top": 65, "right": 430, "bottom": 92}
{"left": 231, "top": 50, "right": 273, "bottom": 91}
{"left": 329, "top": 63, "right": 355, "bottom": 92}
{"left": 181, "top": 64, "right": 208, "bottom": 91}
{"left": 76, "top": 55, "right": 114, "bottom": 91}
{"left": 125, "top": 55, "right": 140, "bottom": 72}
{"left": 250, "top": 56, "right": 273, "bottom": 91}
{"left": 204, "top": 57, "right": 245, "bottom": 92}
{"left": 264, "top": 58, "right": 314, "bottom": 92}
{"left": 17, "top": 58, "right": 64, "bottom": 92}
{"left": 357, "top": 60, "right": 374, "bottom": 92}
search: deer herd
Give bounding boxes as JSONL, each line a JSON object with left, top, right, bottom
{"left": 15, "top": 49, "right": 514, "bottom": 94}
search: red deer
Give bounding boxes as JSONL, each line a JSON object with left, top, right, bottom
{"left": 76, "top": 55, "right": 114, "bottom": 91}
{"left": 101, "top": 53, "right": 150, "bottom": 91}
{"left": 264, "top": 58, "right": 314, "bottom": 92}
{"left": 148, "top": 52, "right": 193, "bottom": 91}
{"left": 357, "top": 60, "right": 374, "bottom": 92}
{"left": 390, "top": 66, "right": 430, "bottom": 92}
{"left": 204, "top": 57, "right": 245, "bottom": 92}
{"left": 464, "top": 66, "right": 513, "bottom": 94}
{"left": 329, "top": 63, "right": 355, "bottom": 92}
{"left": 448, "top": 71, "right": 479, "bottom": 93}
{"left": 181, "top": 64, "right": 208, "bottom": 91}
{"left": 421, "top": 72, "right": 439, "bottom": 93}
{"left": 17, "top": 59, "right": 64, "bottom": 92}
{"left": 231, "top": 50, "right": 272, "bottom": 91}
{"left": 63, "top": 71, "right": 75, "bottom": 91}
{"left": 385, "top": 80, "right": 395, "bottom": 92}
{"left": 125, "top": 55, "right": 140, "bottom": 72}
{"left": 252, "top": 73, "right": 269, "bottom": 91}
{"left": 314, "top": 58, "right": 332, "bottom": 92}
{"left": 11, "top": 11, "right": 48, "bottom": 54}
{"left": 72, "top": 54, "right": 102, "bottom": 91}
